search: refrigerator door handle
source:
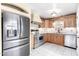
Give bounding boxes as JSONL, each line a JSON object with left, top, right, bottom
{"left": 20, "top": 17, "right": 23, "bottom": 38}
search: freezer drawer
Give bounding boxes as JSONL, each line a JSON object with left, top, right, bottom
{"left": 3, "top": 43, "right": 29, "bottom": 56}
{"left": 3, "top": 38, "right": 29, "bottom": 49}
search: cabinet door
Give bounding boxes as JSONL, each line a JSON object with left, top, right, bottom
{"left": 47, "top": 34, "right": 50, "bottom": 42}
{"left": 53, "top": 34, "right": 57, "bottom": 43}
{"left": 57, "top": 35, "right": 60, "bottom": 44}
{"left": 50, "top": 34, "right": 53, "bottom": 42}
{"left": 53, "top": 34, "right": 64, "bottom": 46}
{"left": 59, "top": 35, "right": 64, "bottom": 45}
{"left": 55, "top": 35, "right": 60, "bottom": 44}
{"left": 71, "top": 15, "right": 76, "bottom": 27}
{"left": 45, "top": 20, "right": 50, "bottom": 28}
{"left": 43, "top": 34, "right": 48, "bottom": 42}
{"left": 50, "top": 34, "right": 52, "bottom": 42}
{"left": 49, "top": 34, "right": 51, "bottom": 42}
{"left": 64, "top": 15, "right": 76, "bottom": 27}
{"left": 49, "top": 20, "right": 52, "bottom": 28}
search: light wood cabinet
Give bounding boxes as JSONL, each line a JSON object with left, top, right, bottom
{"left": 41, "top": 14, "right": 76, "bottom": 28}
{"left": 57, "top": 35, "right": 64, "bottom": 45}
{"left": 43, "top": 34, "right": 64, "bottom": 46}
{"left": 51, "top": 34, "right": 54, "bottom": 43}
{"left": 31, "top": 33, "right": 35, "bottom": 49}
{"left": 41, "top": 19, "right": 53, "bottom": 28}
{"left": 63, "top": 15, "right": 76, "bottom": 27}
{"left": 47, "top": 34, "right": 51, "bottom": 42}
{"left": 44, "top": 20, "right": 50, "bottom": 28}
{"left": 49, "top": 20, "right": 53, "bottom": 28}
{"left": 43, "top": 34, "right": 48, "bottom": 42}
{"left": 42, "top": 14, "right": 76, "bottom": 46}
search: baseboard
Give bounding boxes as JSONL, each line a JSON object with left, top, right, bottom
{"left": 64, "top": 46, "right": 76, "bottom": 49}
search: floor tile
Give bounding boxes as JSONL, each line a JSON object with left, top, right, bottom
{"left": 30, "top": 43, "right": 77, "bottom": 56}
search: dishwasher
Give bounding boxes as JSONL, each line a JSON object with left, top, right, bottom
{"left": 64, "top": 34, "right": 77, "bottom": 49}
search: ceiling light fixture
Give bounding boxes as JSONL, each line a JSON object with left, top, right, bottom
{"left": 47, "top": 3, "right": 61, "bottom": 17}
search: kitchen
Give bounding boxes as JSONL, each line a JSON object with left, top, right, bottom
{"left": 0, "top": 3, "right": 79, "bottom": 56}
{"left": 30, "top": 3, "right": 79, "bottom": 56}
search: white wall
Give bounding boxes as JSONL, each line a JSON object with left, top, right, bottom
{"left": 77, "top": 4, "right": 79, "bottom": 56}
{"left": 11, "top": 3, "right": 31, "bottom": 15}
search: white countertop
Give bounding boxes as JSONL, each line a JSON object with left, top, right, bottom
{"left": 38, "top": 28, "right": 77, "bottom": 35}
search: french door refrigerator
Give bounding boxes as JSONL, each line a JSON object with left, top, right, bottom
{"left": 2, "top": 11, "right": 30, "bottom": 56}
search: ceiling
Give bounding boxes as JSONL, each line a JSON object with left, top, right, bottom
{"left": 27, "top": 3, "right": 79, "bottom": 18}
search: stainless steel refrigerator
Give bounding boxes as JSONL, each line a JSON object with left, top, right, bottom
{"left": 2, "top": 11, "right": 30, "bottom": 56}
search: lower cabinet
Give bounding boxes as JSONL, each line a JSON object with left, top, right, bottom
{"left": 31, "top": 33, "right": 35, "bottom": 49}
{"left": 43, "top": 34, "right": 64, "bottom": 46}
{"left": 43, "top": 34, "right": 48, "bottom": 42}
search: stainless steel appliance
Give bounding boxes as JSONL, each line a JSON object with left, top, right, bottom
{"left": 33, "top": 30, "right": 44, "bottom": 48}
{"left": 2, "top": 11, "right": 30, "bottom": 56}
{"left": 31, "top": 29, "right": 44, "bottom": 48}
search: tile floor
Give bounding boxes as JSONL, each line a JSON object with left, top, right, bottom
{"left": 30, "top": 43, "right": 78, "bottom": 56}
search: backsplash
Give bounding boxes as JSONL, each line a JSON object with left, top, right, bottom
{"left": 39, "top": 27, "right": 76, "bottom": 34}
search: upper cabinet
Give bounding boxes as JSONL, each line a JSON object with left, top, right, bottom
{"left": 40, "top": 19, "right": 53, "bottom": 28}
{"left": 40, "top": 14, "right": 76, "bottom": 28}
{"left": 44, "top": 20, "right": 52, "bottom": 28}
{"left": 52, "top": 14, "right": 76, "bottom": 28}
{"left": 64, "top": 15, "right": 76, "bottom": 27}
{"left": 44, "top": 20, "right": 50, "bottom": 28}
{"left": 31, "top": 12, "right": 42, "bottom": 23}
